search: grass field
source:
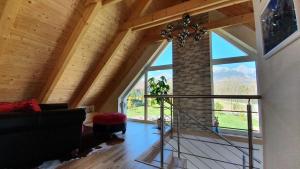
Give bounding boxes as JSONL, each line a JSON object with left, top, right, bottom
{"left": 214, "top": 111, "right": 259, "bottom": 131}
{"left": 127, "top": 106, "right": 259, "bottom": 131}
{"left": 127, "top": 105, "right": 171, "bottom": 121}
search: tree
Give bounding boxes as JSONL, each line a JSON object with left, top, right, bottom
{"left": 214, "top": 101, "right": 224, "bottom": 111}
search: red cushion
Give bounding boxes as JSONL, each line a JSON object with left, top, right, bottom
{"left": 93, "top": 112, "right": 126, "bottom": 125}
{"left": 0, "top": 99, "right": 41, "bottom": 113}
{"left": 0, "top": 102, "right": 15, "bottom": 112}
{"left": 14, "top": 99, "right": 41, "bottom": 112}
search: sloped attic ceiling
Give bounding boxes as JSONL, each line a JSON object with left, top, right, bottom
{"left": 0, "top": 0, "right": 255, "bottom": 110}
{"left": 0, "top": 0, "right": 178, "bottom": 102}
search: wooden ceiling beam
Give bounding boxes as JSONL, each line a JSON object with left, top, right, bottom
{"left": 146, "top": 13, "right": 254, "bottom": 41}
{"left": 69, "top": 0, "right": 153, "bottom": 108}
{"left": 121, "top": 0, "right": 250, "bottom": 31}
{"left": 102, "top": 0, "right": 123, "bottom": 6}
{"left": 217, "top": 2, "right": 255, "bottom": 30}
{"left": 0, "top": 0, "right": 22, "bottom": 56}
{"left": 203, "top": 12, "right": 253, "bottom": 29}
{"left": 84, "top": 0, "right": 121, "bottom": 6}
{"left": 37, "top": 0, "right": 102, "bottom": 103}
{"left": 94, "top": 38, "right": 168, "bottom": 111}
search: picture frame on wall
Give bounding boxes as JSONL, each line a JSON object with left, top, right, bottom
{"left": 259, "top": 0, "right": 300, "bottom": 59}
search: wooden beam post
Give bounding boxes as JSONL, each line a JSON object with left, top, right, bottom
{"left": 70, "top": 0, "right": 153, "bottom": 108}
{"left": 37, "top": 0, "right": 102, "bottom": 103}
{"left": 0, "top": 0, "right": 22, "bottom": 56}
{"left": 121, "top": 0, "right": 250, "bottom": 31}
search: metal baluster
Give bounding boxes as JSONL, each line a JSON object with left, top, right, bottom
{"left": 176, "top": 98, "right": 181, "bottom": 159}
{"left": 160, "top": 98, "right": 165, "bottom": 169}
{"left": 170, "top": 98, "right": 173, "bottom": 138}
{"left": 247, "top": 99, "right": 254, "bottom": 169}
{"left": 243, "top": 154, "right": 246, "bottom": 169}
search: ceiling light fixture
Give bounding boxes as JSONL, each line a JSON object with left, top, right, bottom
{"left": 160, "top": 13, "right": 208, "bottom": 47}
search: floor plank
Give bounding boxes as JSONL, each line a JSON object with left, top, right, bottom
{"left": 59, "top": 121, "right": 160, "bottom": 169}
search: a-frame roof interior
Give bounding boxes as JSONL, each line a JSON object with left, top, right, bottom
{"left": 0, "top": 0, "right": 254, "bottom": 111}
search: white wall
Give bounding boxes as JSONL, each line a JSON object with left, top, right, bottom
{"left": 253, "top": 0, "right": 300, "bottom": 168}
{"left": 223, "top": 25, "right": 257, "bottom": 51}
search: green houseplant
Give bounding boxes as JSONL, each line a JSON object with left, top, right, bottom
{"left": 148, "top": 76, "right": 171, "bottom": 129}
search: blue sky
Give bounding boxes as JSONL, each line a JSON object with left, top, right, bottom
{"left": 152, "top": 42, "right": 172, "bottom": 66}
{"left": 212, "top": 32, "right": 247, "bottom": 59}
{"left": 148, "top": 69, "right": 173, "bottom": 80}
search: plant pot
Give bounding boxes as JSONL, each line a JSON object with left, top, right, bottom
{"left": 157, "top": 118, "right": 166, "bottom": 130}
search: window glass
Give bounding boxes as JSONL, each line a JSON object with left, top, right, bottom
{"left": 152, "top": 42, "right": 173, "bottom": 66}
{"left": 147, "top": 69, "right": 173, "bottom": 121}
{"left": 212, "top": 62, "right": 259, "bottom": 131}
{"left": 212, "top": 32, "right": 247, "bottom": 59}
{"left": 213, "top": 62, "right": 257, "bottom": 95}
{"left": 125, "top": 75, "right": 145, "bottom": 120}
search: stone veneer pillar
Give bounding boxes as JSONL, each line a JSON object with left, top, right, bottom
{"left": 172, "top": 27, "right": 212, "bottom": 131}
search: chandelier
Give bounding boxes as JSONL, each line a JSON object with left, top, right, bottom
{"left": 160, "top": 13, "right": 208, "bottom": 47}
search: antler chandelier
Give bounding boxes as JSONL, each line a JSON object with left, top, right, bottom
{"left": 160, "top": 13, "right": 208, "bottom": 47}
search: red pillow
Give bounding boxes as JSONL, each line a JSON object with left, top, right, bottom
{"left": 0, "top": 99, "right": 41, "bottom": 113}
{"left": 0, "top": 102, "right": 15, "bottom": 113}
{"left": 14, "top": 99, "right": 41, "bottom": 112}
{"left": 28, "top": 99, "right": 42, "bottom": 112}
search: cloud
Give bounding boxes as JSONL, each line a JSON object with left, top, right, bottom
{"left": 235, "top": 65, "right": 256, "bottom": 75}
{"left": 213, "top": 66, "right": 230, "bottom": 73}
{"left": 213, "top": 64, "right": 256, "bottom": 80}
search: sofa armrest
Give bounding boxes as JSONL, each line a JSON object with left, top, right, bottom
{"left": 39, "top": 103, "right": 69, "bottom": 111}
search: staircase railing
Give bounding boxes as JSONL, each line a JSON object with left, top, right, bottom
{"left": 144, "top": 94, "right": 262, "bottom": 169}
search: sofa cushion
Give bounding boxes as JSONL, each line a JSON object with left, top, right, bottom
{"left": 15, "top": 99, "right": 41, "bottom": 113}
{"left": 93, "top": 112, "right": 126, "bottom": 125}
{"left": 0, "top": 99, "right": 41, "bottom": 113}
{"left": 0, "top": 103, "right": 15, "bottom": 113}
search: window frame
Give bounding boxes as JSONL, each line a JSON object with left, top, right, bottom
{"left": 210, "top": 31, "right": 262, "bottom": 137}
{"left": 119, "top": 42, "right": 173, "bottom": 123}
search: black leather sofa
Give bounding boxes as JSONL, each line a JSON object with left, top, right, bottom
{"left": 0, "top": 103, "right": 86, "bottom": 168}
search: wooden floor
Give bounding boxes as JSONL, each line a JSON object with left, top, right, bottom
{"left": 58, "top": 121, "right": 160, "bottom": 169}
{"left": 57, "top": 121, "right": 263, "bottom": 169}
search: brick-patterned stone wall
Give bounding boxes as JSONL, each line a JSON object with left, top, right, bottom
{"left": 173, "top": 22, "right": 212, "bottom": 131}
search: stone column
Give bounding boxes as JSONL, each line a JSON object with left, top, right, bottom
{"left": 172, "top": 17, "right": 212, "bottom": 131}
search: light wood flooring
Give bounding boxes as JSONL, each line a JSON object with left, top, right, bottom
{"left": 58, "top": 121, "right": 159, "bottom": 169}
{"left": 58, "top": 121, "right": 263, "bottom": 169}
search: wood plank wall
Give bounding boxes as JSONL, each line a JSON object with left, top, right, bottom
{"left": 82, "top": 31, "right": 144, "bottom": 106}
{"left": 0, "top": 0, "right": 83, "bottom": 102}
{"left": 47, "top": 3, "right": 130, "bottom": 103}
{"left": 0, "top": 1, "right": 6, "bottom": 16}
{"left": 46, "top": 0, "right": 180, "bottom": 106}
{"left": 0, "top": 0, "right": 175, "bottom": 104}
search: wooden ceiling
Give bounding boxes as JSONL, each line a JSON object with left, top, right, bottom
{"left": 0, "top": 0, "right": 255, "bottom": 110}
